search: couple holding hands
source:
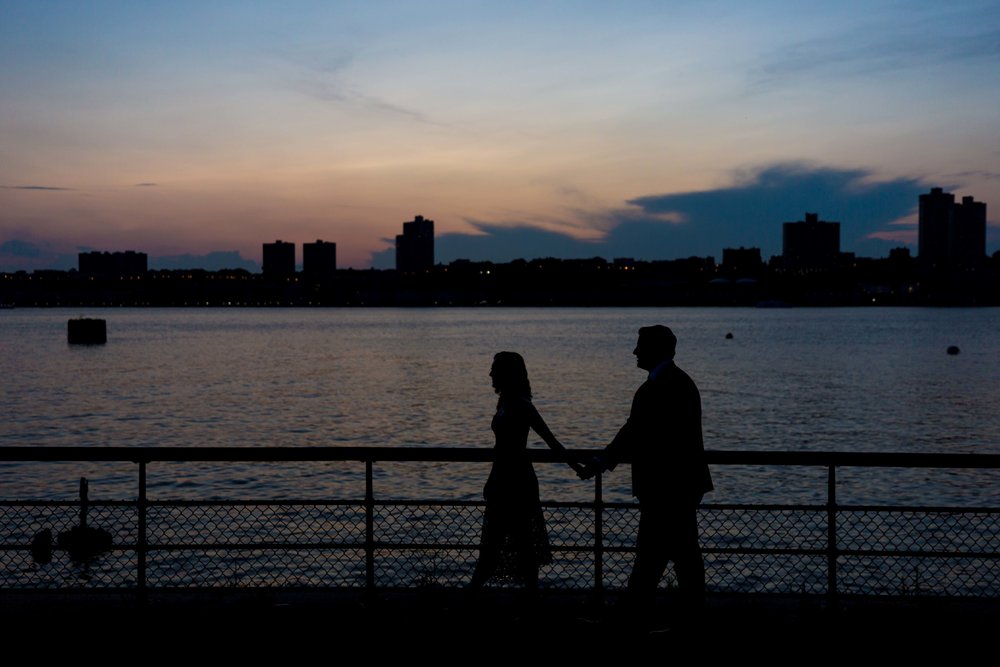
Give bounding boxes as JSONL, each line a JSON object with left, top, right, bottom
{"left": 468, "top": 325, "right": 714, "bottom": 613}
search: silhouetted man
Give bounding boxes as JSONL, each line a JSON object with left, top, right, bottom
{"left": 583, "top": 325, "right": 713, "bottom": 613}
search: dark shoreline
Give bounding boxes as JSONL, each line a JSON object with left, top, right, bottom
{"left": 5, "top": 253, "right": 1000, "bottom": 307}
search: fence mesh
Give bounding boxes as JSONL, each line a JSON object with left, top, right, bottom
{"left": 3, "top": 498, "right": 996, "bottom": 595}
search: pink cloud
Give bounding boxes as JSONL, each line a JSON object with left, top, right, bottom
{"left": 867, "top": 230, "right": 917, "bottom": 244}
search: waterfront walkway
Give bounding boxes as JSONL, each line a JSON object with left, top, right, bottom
{"left": 4, "top": 448, "right": 997, "bottom": 656}
{"left": 3, "top": 589, "right": 996, "bottom": 657}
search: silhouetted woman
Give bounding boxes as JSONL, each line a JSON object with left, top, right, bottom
{"left": 468, "top": 352, "right": 583, "bottom": 590}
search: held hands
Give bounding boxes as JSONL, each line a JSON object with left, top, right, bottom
{"left": 571, "top": 456, "right": 603, "bottom": 480}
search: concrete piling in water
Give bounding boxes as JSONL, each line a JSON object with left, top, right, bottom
{"left": 67, "top": 318, "right": 107, "bottom": 344}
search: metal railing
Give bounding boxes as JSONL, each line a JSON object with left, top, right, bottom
{"left": 2, "top": 447, "right": 998, "bottom": 598}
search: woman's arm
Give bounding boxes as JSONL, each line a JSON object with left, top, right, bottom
{"left": 525, "top": 401, "right": 586, "bottom": 476}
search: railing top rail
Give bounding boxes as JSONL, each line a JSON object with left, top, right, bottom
{"left": 0, "top": 446, "right": 998, "bottom": 468}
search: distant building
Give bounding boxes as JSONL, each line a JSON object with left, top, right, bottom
{"left": 722, "top": 246, "right": 763, "bottom": 275}
{"left": 395, "top": 215, "right": 434, "bottom": 273}
{"left": 302, "top": 240, "right": 337, "bottom": 280}
{"left": 78, "top": 250, "right": 147, "bottom": 277}
{"left": 889, "top": 247, "right": 911, "bottom": 262}
{"left": 919, "top": 188, "right": 986, "bottom": 269}
{"left": 918, "top": 188, "right": 953, "bottom": 269}
{"left": 782, "top": 213, "right": 840, "bottom": 270}
{"left": 262, "top": 240, "right": 295, "bottom": 278}
{"left": 953, "top": 196, "right": 987, "bottom": 267}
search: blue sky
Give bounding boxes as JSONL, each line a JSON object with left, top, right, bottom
{"left": 2, "top": 1, "right": 998, "bottom": 270}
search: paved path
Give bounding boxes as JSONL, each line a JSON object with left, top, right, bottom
{"left": 2, "top": 589, "right": 996, "bottom": 658}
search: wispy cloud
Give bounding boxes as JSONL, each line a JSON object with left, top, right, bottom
{"left": 135, "top": 182, "right": 158, "bottom": 187}
{"left": 277, "top": 48, "right": 443, "bottom": 126}
{"left": 1, "top": 185, "right": 73, "bottom": 191}
{"left": 290, "top": 77, "right": 437, "bottom": 124}
{"left": 949, "top": 170, "right": 1000, "bottom": 182}
{"left": 0, "top": 239, "right": 43, "bottom": 257}
{"left": 868, "top": 230, "right": 917, "bottom": 244}
{"left": 0, "top": 239, "right": 78, "bottom": 270}
{"left": 750, "top": 12, "right": 1000, "bottom": 92}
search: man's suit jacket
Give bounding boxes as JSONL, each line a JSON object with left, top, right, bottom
{"left": 601, "top": 361, "right": 713, "bottom": 505}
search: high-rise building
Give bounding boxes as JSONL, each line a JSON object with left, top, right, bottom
{"left": 395, "top": 215, "right": 434, "bottom": 273}
{"left": 952, "top": 196, "right": 987, "bottom": 267}
{"left": 782, "top": 213, "right": 840, "bottom": 270}
{"left": 918, "top": 188, "right": 954, "bottom": 269}
{"left": 262, "top": 240, "right": 295, "bottom": 277}
{"left": 78, "top": 250, "right": 148, "bottom": 277}
{"left": 918, "top": 188, "right": 987, "bottom": 269}
{"left": 303, "top": 240, "right": 337, "bottom": 280}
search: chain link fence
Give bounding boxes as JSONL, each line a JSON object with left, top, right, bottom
{"left": 2, "top": 448, "right": 998, "bottom": 597}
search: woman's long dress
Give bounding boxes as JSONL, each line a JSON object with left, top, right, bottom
{"left": 478, "top": 397, "right": 553, "bottom": 583}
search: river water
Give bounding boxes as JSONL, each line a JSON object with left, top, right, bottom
{"left": 2, "top": 307, "right": 999, "bottom": 506}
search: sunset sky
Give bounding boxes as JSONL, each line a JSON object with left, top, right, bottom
{"left": 2, "top": 1, "right": 999, "bottom": 271}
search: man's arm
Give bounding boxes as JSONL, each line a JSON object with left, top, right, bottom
{"left": 579, "top": 386, "right": 645, "bottom": 478}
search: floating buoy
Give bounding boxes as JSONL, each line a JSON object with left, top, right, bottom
{"left": 68, "top": 318, "right": 106, "bottom": 344}
{"left": 947, "top": 345, "right": 960, "bottom": 355}
{"left": 725, "top": 332, "right": 734, "bottom": 340}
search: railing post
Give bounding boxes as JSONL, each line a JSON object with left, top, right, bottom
{"left": 137, "top": 460, "right": 147, "bottom": 600}
{"left": 365, "top": 458, "right": 375, "bottom": 593}
{"left": 826, "top": 464, "right": 838, "bottom": 599}
{"left": 594, "top": 472, "right": 604, "bottom": 600}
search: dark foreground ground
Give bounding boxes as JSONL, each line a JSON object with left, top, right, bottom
{"left": 2, "top": 589, "right": 996, "bottom": 660}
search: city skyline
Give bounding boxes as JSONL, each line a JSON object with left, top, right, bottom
{"left": 2, "top": 2, "right": 1000, "bottom": 272}
{"left": 7, "top": 186, "right": 994, "bottom": 275}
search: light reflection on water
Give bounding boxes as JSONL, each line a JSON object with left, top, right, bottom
{"left": 2, "top": 307, "right": 999, "bottom": 505}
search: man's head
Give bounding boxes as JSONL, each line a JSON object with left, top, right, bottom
{"left": 633, "top": 325, "right": 677, "bottom": 371}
